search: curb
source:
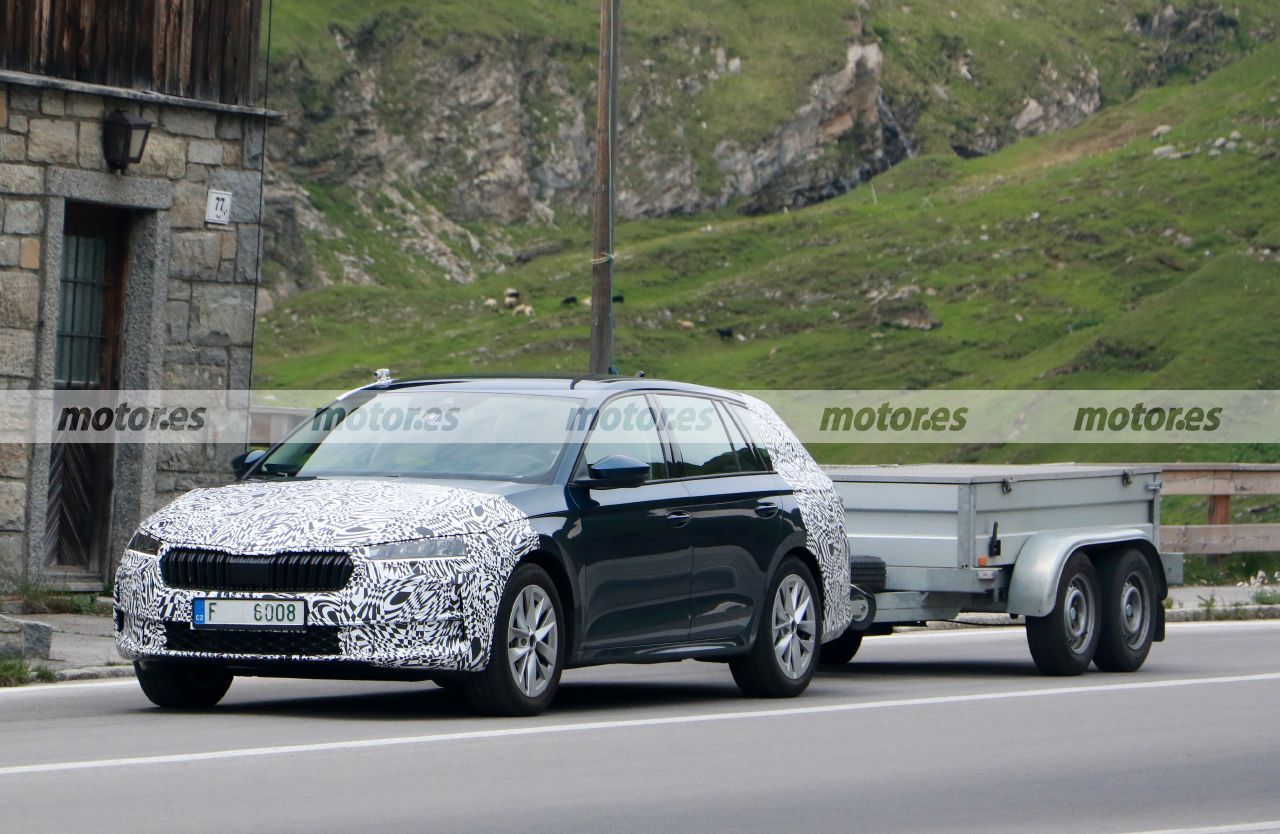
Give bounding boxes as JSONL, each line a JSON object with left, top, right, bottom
{"left": 53, "top": 665, "right": 135, "bottom": 682}
{"left": 15, "top": 604, "right": 1280, "bottom": 687}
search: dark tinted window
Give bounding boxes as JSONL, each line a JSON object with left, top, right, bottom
{"left": 582, "top": 395, "right": 668, "bottom": 480}
{"left": 730, "top": 404, "right": 774, "bottom": 471}
{"left": 655, "top": 394, "right": 740, "bottom": 477}
{"left": 717, "top": 402, "right": 766, "bottom": 473}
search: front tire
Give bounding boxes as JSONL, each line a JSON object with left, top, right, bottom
{"left": 464, "top": 563, "right": 565, "bottom": 716}
{"left": 731, "top": 557, "right": 822, "bottom": 697}
{"left": 1025, "top": 552, "right": 1100, "bottom": 676}
{"left": 1093, "top": 549, "right": 1156, "bottom": 672}
{"left": 134, "top": 661, "right": 232, "bottom": 709}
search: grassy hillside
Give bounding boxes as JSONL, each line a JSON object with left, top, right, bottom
{"left": 256, "top": 38, "right": 1279, "bottom": 400}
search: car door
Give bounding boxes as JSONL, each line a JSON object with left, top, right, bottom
{"left": 653, "top": 394, "right": 787, "bottom": 645}
{"left": 569, "top": 394, "right": 693, "bottom": 653}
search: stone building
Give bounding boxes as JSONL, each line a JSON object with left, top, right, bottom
{"left": 0, "top": 1, "right": 271, "bottom": 591}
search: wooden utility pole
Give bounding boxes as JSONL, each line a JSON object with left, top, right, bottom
{"left": 589, "top": 0, "right": 620, "bottom": 375}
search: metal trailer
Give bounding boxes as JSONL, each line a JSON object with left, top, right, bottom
{"left": 819, "top": 464, "right": 1179, "bottom": 675}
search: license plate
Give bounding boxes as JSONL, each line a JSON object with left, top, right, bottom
{"left": 192, "top": 599, "right": 306, "bottom": 629}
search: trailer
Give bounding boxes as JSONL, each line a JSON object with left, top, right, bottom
{"left": 819, "top": 464, "right": 1179, "bottom": 675}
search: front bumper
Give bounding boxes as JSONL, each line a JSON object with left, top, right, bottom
{"left": 114, "top": 549, "right": 488, "bottom": 671}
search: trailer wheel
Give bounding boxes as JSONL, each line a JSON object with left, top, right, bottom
{"left": 1093, "top": 549, "right": 1156, "bottom": 673}
{"left": 1025, "top": 552, "right": 1100, "bottom": 676}
{"left": 819, "top": 629, "right": 863, "bottom": 665}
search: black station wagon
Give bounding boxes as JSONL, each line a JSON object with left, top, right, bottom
{"left": 115, "top": 376, "right": 851, "bottom": 715}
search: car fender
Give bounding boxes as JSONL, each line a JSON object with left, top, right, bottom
{"left": 1007, "top": 527, "right": 1157, "bottom": 618}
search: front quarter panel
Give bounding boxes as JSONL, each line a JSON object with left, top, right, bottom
{"left": 115, "top": 486, "right": 541, "bottom": 672}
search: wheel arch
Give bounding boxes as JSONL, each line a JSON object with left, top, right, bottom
{"left": 783, "top": 545, "right": 826, "bottom": 626}
{"left": 518, "top": 548, "right": 577, "bottom": 652}
{"left": 1086, "top": 539, "right": 1168, "bottom": 601}
{"left": 1007, "top": 528, "right": 1158, "bottom": 618}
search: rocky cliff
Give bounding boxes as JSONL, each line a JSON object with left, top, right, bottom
{"left": 259, "top": 0, "right": 1273, "bottom": 306}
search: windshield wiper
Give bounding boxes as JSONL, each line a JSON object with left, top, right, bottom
{"left": 249, "top": 470, "right": 316, "bottom": 480}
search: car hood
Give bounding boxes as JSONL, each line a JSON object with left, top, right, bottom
{"left": 140, "top": 478, "right": 532, "bottom": 554}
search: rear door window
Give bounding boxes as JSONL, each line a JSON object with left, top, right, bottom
{"left": 717, "top": 401, "right": 766, "bottom": 473}
{"left": 654, "top": 394, "right": 741, "bottom": 478}
{"left": 729, "top": 404, "right": 774, "bottom": 471}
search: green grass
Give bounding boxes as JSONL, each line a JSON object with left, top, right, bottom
{"left": 0, "top": 658, "right": 32, "bottom": 687}
{"left": 258, "top": 40, "right": 1280, "bottom": 410}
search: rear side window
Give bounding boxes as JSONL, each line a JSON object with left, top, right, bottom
{"left": 655, "top": 394, "right": 740, "bottom": 477}
{"left": 717, "top": 402, "right": 766, "bottom": 473}
{"left": 581, "top": 395, "right": 668, "bottom": 480}
{"left": 729, "top": 404, "right": 774, "bottom": 471}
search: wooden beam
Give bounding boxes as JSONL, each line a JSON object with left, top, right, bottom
{"left": 1160, "top": 466, "right": 1280, "bottom": 496}
{"left": 1161, "top": 523, "right": 1280, "bottom": 554}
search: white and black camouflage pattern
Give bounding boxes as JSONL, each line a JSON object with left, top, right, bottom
{"left": 741, "top": 395, "right": 852, "bottom": 639}
{"left": 115, "top": 396, "right": 849, "bottom": 670}
{"left": 115, "top": 479, "right": 538, "bottom": 671}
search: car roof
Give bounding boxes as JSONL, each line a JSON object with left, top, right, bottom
{"left": 352, "top": 374, "right": 748, "bottom": 404}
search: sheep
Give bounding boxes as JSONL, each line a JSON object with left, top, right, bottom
{"left": 716, "top": 327, "right": 734, "bottom": 341}
{"left": 512, "top": 304, "right": 535, "bottom": 317}
{"left": 677, "top": 320, "right": 696, "bottom": 331}
{"left": 504, "top": 288, "right": 520, "bottom": 309}
{"left": 562, "top": 296, "right": 578, "bottom": 307}
{"left": 483, "top": 298, "right": 499, "bottom": 311}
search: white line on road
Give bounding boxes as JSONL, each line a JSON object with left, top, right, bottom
{"left": 2, "top": 670, "right": 1278, "bottom": 778}
{"left": 1114, "top": 821, "right": 1280, "bottom": 834}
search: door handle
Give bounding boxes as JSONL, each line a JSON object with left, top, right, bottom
{"left": 754, "top": 501, "right": 780, "bottom": 518}
{"left": 666, "top": 511, "right": 692, "bottom": 528}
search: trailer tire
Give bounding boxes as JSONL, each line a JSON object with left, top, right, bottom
{"left": 1093, "top": 549, "right": 1156, "bottom": 673}
{"left": 1025, "top": 551, "right": 1100, "bottom": 676}
{"left": 819, "top": 629, "right": 863, "bottom": 666}
{"left": 731, "top": 557, "right": 821, "bottom": 697}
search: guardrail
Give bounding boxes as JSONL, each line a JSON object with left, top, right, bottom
{"left": 1159, "top": 464, "right": 1280, "bottom": 555}
{"left": 244, "top": 407, "right": 1280, "bottom": 555}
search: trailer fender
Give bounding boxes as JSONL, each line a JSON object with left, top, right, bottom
{"left": 1007, "top": 528, "right": 1157, "bottom": 618}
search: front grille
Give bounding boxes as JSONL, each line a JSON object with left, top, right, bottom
{"left": 164, "top": 622, "right": 342, "bottom": 656}
{"left": 161, "top": 549, "right": 354, "bottom": 592}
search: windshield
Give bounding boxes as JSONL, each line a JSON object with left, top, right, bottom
{"left": 256, "top": 390, "right": 584, "bottom": 482}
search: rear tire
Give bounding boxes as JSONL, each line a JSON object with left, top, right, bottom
{"left": 1025, "top": 552, "right": 1100, "bottom": 676}
{"left": 1093, "top": 549, "right": 1156, "bottom": 672}
{"left": 731, "top": 558, "right": 822, "bottom": 698}
{"left": 819, "top": 629, "right": 863, "bottom": 666}
{"left": 134, "top": 661, "right": 232, "bottom": 709}
{"left": 464, "top": 563, "right": 565, "bottom": 716}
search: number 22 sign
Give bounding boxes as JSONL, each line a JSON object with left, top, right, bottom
{"left": 205, "top": 189, "right": 233, "bottom": 225}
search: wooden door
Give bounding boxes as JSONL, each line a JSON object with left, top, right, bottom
{"left": 45, "top": 203, "right": 129, "bottom": 579}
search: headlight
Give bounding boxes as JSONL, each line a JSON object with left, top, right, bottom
{"left": 364, "top": 538, "right": 467, "bottom": 560}
{"left": 128, "top": 530, "right": 163, "bottom": 557}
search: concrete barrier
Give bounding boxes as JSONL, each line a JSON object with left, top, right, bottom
{"left": 0, "top": 614, "right": 53, "bottom": 660}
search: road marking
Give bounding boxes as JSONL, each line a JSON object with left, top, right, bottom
{"left": 1114, "top": 821, "right": 1280, "bottom": 834}
{"left": 1, "top": 670, "right": 1278, "bottom": 777}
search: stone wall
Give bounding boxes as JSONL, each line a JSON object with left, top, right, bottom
{"left": 0, "top": 78, "right": 269, "bottom": 590}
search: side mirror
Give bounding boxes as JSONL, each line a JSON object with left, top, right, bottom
{"left": 231, "top": 448, "right": 267, "bottom": 479}
{"left": 575, "top": 454, "right": 650, "bottom": 489}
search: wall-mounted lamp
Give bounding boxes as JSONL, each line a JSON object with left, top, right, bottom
{"left": 102, "top": 110, "right": 152, "bottom": 173}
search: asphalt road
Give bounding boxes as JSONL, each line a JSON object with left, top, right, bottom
{"left": 3, "top": 621, "right": 1280, "bottom": 834}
